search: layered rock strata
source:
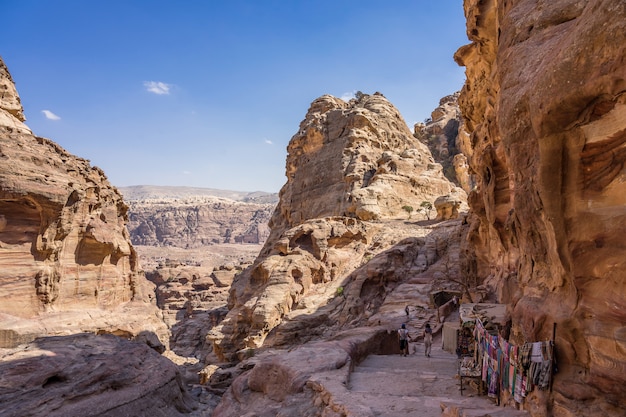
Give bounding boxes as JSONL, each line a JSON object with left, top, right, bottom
{"left": 0, "top": 333, "right": 193, "bottom": 417}
{"left": 206, "top": 94, "right": 474, "bottom": 417}
{"left": 414, "top": 92, "right": 473, "bottom": 193}
{"left": 455, "top": 0, "right": 626, "bottom": 415}
{"left": 0, "top": 56, "right": 167, "bottom": 347}
{"left": 208, "top": 93, "right": 467, "bottom": 363}
{"left": 124, "top": 196, "right": 273, "bottom": 247}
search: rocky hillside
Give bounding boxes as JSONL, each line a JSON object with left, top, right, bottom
{"left": 207, "top": 92, "right": 471, "bottom": 416}
{"left": 455, "top": 0, "right": 626, "bottom": 415}
{"left": 0, "top": 57, "right": 189, "bottom": 416}
{"left": 120, "top": 185, "right": 277, "bottom": 248}
{"left": 3, "top": 0, "right": 625, "bottom": 415}
{"left": 415, "top": 92, "right": 473, "bottom": 193}
{"left": 267, "top": 93, "right": 466, "bottom": 232}
{"left": 0, "top": 58, "right": 166, "bottom": 344}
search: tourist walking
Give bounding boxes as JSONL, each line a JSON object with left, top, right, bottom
{"left": 398, "top": 323, "right": 410, "bottom": 356}
{"left": 423, "top": 323, "right": 433, "bottom": 357}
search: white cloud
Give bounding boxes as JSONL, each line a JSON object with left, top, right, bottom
{"left": 182, "top": 170, "right": 192, "bottom": 175}
{"left": 144, "top": 81, "right": 171, "bottom": 95}
{"left": 264, "top": 139, "right": 273, "bottom": 145}
{"left": 340, "top": 91, "right": 357, "bottom": 101}
{"left": 42, "top": 110, "right": 61, "bottom": 120}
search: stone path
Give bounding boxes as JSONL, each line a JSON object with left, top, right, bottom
{"left": 343, "top": 335, "right": 530, "bottom": 417}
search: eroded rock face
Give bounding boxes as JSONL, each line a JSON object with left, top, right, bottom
{"left": 0, "top": 58, "right": 28, "bottom": 133}
{"left": 415, "top": 92, "right": 474, "bottom": 193}
{"left": 0, "top": 56, "right": 166, "bottom": 348}
{"left": 269, "top": 93, "right": 460, "bottom": 232}
{"left": 0, "top": 333, "right": 194, "bottom": 417}
{"left": 122, "top": 189, "right": 275, "bottom": 247}
{"left": 455, "top": 1, "right": 626, "bottom": 414}
{"left": 209, "top": 213, "right": 464, "bottom": 417}
{"left": 208, "top": 93, "right": 468, "bottom": 364}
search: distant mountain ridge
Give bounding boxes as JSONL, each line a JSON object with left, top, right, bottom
{"left": 120, "top": 185, "right": 277, "bottom": 247}
{"left": 119, "top": 185, "right": 279, "bottom": 204}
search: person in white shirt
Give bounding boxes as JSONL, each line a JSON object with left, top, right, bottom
{"left": 398, "top": 323, "right": 409, "bottom": 356}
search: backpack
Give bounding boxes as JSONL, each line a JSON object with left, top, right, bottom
{"left": 399, "top": 328, "right": 409, "bottom": 340}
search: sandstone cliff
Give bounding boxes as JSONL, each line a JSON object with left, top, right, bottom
{"left": 268, "top": 93, "right": 464, "bottom": 233}
{"left": 415, "top": 92, "right": 474, "bottom": 193}
{"left": 205, "top": 93, "right": 474, "bottom": 417}
{"left": 0, "top": 58, "right": 166, "bottom": 347}
{"left": 454, "top": 1, "right": 626, "bottom": 415}
{"left": 122, "top": 190, "right": 275, "bottom": 248}
{"left": 0, "top": 57, "right": 190, "bottom": 415}
{"left": 208, "top": 93, "right": 467, "bottom": 362}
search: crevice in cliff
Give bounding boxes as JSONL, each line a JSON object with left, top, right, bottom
{"left": 581, "top": 128, "right": 626, "bottom": 191}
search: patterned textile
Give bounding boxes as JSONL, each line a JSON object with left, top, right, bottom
{"left": 472, "top": 318, "right": 555, "bottom": 403}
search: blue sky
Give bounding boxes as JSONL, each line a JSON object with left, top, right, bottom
{"left": 1, "top": 1, "right": 467, "bottom": 192}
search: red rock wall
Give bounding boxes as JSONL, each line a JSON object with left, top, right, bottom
{"left": 126, "top": 198, "right": 273, "bottom": 247}
{"left": 0, "top": 57, "right": 164, "bottom": 348}
{"left": 0, "top": 132, "right": 145, "bottom": 318}
{"left": 455, "top": 0, "right": 626, "bottom": 414}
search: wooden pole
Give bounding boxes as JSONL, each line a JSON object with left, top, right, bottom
{"left": 550, "top": 322, "right": 556, "bottom": 393}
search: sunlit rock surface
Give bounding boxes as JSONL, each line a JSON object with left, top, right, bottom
{"left": 269, "top": 92, "right": 461, "bottom": 230}
{"left": 0, "top": 56, "right": 167, "bottom": 347}
{"left": 121, "top": 185, "right": 276, "bottom": 247}
{"left": 208, "top": 93, "right": 472, "bottom": 416}
{"left": 415, "top": 92, "right": 473, "bottom": 193}
{"left": 208, "top": 93, "right": 466, "bottom": 363}
{"left": 455, "top": 0, "right": 626, "bottom": 415}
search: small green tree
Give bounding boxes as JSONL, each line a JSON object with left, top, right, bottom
{"left": 336, "top": 286, "right": 344, "bottom": 298}
{"left": 402, "top": 205, "right": 414, "bottom": 219}
{"left": 419, "top": 201, "right": 433, "bottom": 220}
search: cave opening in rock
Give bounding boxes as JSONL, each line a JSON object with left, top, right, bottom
{"left": 430, "top": 290, "right": 461, "bottom": 308}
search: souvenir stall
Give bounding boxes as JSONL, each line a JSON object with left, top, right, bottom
{"left": 456, "top": 303, "right": 556, "bottom": 407}
{"left": 457, "top": 303, "right": 507, "bottom": 394}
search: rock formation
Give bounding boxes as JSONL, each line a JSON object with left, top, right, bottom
{"left": 146, "top": 261, "right": 245, "bottom": 364}
{"left": 205, "top": 93, "right": 475, "bottom": 417}
{"left": 0, "top": 333, "right": 194, "bottom": 417}
{"left": 208, "top": 92, "right": 467, "bottom": 364}
{"left": 414, "top": 92, "right": 473, "bottom": 193}
{"left": 454, "top": 0, "right": 626, "bottom": 415}
{"left": 121, "top": 185, "right": 276, "bottom": 247}
{"left": 119, "top": 185, "right": 274, "bottom": 363}
{"left": 0, "top": 55, "right": 205, "bottom": 415}
{"left": 269, "top": 93, "right": 460, "bottom": 231}
{"left": 0, "top": 58, "right": 167, "bottom": 349}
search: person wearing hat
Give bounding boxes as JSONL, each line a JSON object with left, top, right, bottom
{"left": 398, "top": 323, "right": 410, "bottom": 356}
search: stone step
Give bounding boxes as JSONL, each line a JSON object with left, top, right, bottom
{"left": 339, "top": 391, "right": 458, "bottom": 417}
{"left": 344, "top": 349, "right": 530, "bottom": 417}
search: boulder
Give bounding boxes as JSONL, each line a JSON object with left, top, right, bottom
{"left": 0, "top": 333, "right": 194, "bottom": 417}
